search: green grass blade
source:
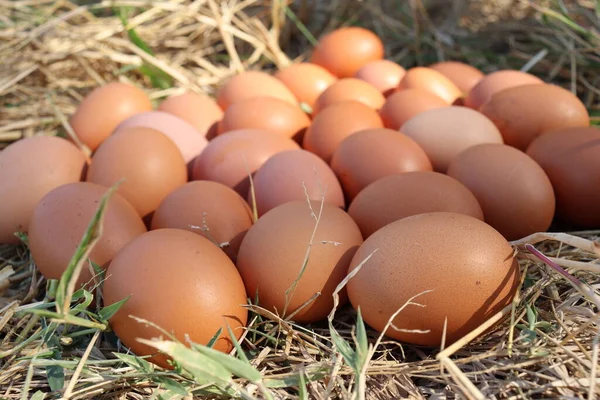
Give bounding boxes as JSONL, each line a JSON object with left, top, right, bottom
{"left": 99, "top": 295, "right": 130, "bottom": 322}
{"left": 329, "top": 327, "right": 357, "bottom": 370}
{"left": 193, "top": 344, "right": 262, "bottom": 382}
{"left": 355, "top": 308, "right": 369, "bottom": 368}
{"left": 113, "top": 352, "right": 153, "bottom": 373}
{"left": 30, "top": 392, "right": 46, "bottom": 400}
{"left": 137, "top": 339, "right": 232, "bottom": 384}
{"left": 226, "top": 325, "right": 250, "bottom": 364}
{"left": 55, "top": 182, "right": 121, "bottom": 317}
{"left": 205, "top": 327, "right": 223, "bottom": 349}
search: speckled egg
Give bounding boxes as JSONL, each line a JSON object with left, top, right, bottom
{"left": 347, "top": 212, "right": 521, "bottom": 346}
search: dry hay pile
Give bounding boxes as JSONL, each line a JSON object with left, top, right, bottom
{"left": 1, "top": 0, "right": 600, "bottom": 399}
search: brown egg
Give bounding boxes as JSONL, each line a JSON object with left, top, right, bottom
{"left": 312, "top": 78, "right": 385, "bottom": 115}
{"left": 396, "top": 67, "right": 462, "bottom": 104}
{"left": 464, "top": 69, "right": 543, "bottom": 110}
{"left": 113, "top": 111, "right": 208, "bottom": 164}
{"left": 310, "top": 27, "right": 384, "bottom": 78}
{"left": 379, "top": 88, "right": 448, "bottom": 130}
{"left": 151, "top": 181, "right": 253, "bottom": 262}
{"left": 479, "top": 83, "right": 590, "bottom": 151}
{"left": 29, "top": 182, "right": 147, "bottom": 288}
{"left": 216, "top": 71, "right": 298, "bottom": 110}
{"left": 274, "top": 63, "right": 337, "bottom": 111}
{"left": 330, "top": 128, "right": 433, "bottom": 201}
{"left": 355, "top": 59, "right": 406, "bottom": 96}
{"left": 303, "top": 101, "right": 383, "bottom": 163}
{"left": 103, "top": 228, "right": 248, "bottom": 369}
{"left": 428, "top": 61, "right": 484, "bottom": 94}
{"left": 70, "top": 82, "right": 153, "bottom": 151}
{"left": 399, "top": 106, "right": 504, "bottom": 172}
{"left": 192, "top": 129, "right": 300, "bottom": 196}
{"left": 157, "top": 91, "right": 223, "bottom": 140}
{"left": 447, "top": 144, "right": 555, "bottom": 241}
{"left": 0, "top": 136, "right": 86, "bottom": 244}
{"left": 348, "top": 172, "right": 484, "bottom": 239}
{"left": 218, "top": 96, "right": 310, "bottom": 141}
{"left": 86, "top": 127, "right": 187, "bottom": 219}
{"left": 250, "top": 150, "right": 345, "bottom": 217}
{"left": 347, "top": 212, "right": 521, "bottom": 346}
{"left": 236, "top": 200, "right": 363, "bottom": 323}
{"left": 526, "top": 127, "right": 600, "bottom": 228}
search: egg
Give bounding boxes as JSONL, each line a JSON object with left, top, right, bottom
{"left": 479, "top": 83, "right": 590, "bottom": 151}
{"left": 354, "top": 59, "right": 406, "bottom": 96}
{"left": 330, "top": 128, "right": 433, "bottom": 201}
{"left": 113, "top": 111, "right": 208, "bottom": 165}
{"left": 250, "top": 149, "right": 345, "bottom": 217}
{"left": 274, "top": 63, "right": 337, "bottom": 111}
{"left": 103, "top": 228, "right": 248, "bottom": 369}
{"left": 526, "top": 126, "right": 600, "bottom": 228}
{"left": 236, "top": 200, "right": 363, "bottom": 323}
{"left": 0, "top": 136, "right": 87, "bottom": 244}
{"left": 86, "top": 126, "right": 187, "bottom": 219}
{"left": 218, "top": 96, "right": 310, "bottom": 142}
{"left": 151, "top": 181, "right": 253, "bottom": 262}
{"left": 312, "top": 78, "right": 385, "bottom": 115}
{"left": 447, "top": 144, "right": 555, "bottom": 241}
{"left": 157, "top": 91, "right": 223, "bottom": 140}
{"left": 303, "top": 101, "right": 383, "bottom": 163}
{"left": 191, "top": 129, "right": 300, "bottom": 196}
{"left": 379, "top": 88, "right": 448, "bottom": 130}
{"left": 310, "top": 27, "right": 384, "bottom": 78}
{"left": 347, "top": 172, "right": 484, "bottom": 238}
{"left": 69, "top": 82, "right": 153, "bottom": 151}
{"left": 399, "top": 106, "right": 504, "bottom": 172}
{"left": 216, "top": 70, "right": 298, "bottom": 110}
{"left": 428, "top": 61, "right": 484, "bottom": 94}
{"left": 29, "top": 182, "right": 147, "bottom": 288}
{"left": 346, "top": 212, "right": 521, "bottom": 346}
{"left": 464, "top": 69, "right": 543, "bottom": 110}
{"left": 396, "top": 67, "right": 462, "bottom": 104}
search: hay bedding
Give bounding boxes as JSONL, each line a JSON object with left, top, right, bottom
{"left": 1, "top": 0, "right": 600, "bottom": 399}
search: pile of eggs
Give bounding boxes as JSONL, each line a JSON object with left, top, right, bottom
{"left": 1, "top": 26, "right": 599, "bottom": 368}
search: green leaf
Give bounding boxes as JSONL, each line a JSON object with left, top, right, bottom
{"left": 193, "top": 343, "right": 262, "bottom": 383}
{"left": 55, "top": 182, "right": 121, "bottom": 317}
{"left": 329, "top": 327, "right": 356, "bottom": 370}
{"left": 354, "top": 308, "right": 369, "bottom": 368}
{"left": 137, "top": 339, "right": 232, "bottom": 385}
{"left": 72, "top": 289, "right": 94, "bottom": 312}
{"left": 113, "top": 352, "right": 153, "bottom": 373}
{"left": 298, "top": 371, "right": 308, "bottom": 400}
{"left": 30, "top": 392, "right": 46, "bottom": 400}
{"left": 61, "top": 314, "right": 106, "bottom": 330}
{"left": 138, "top": 64, "right": 173, "bottom": 89}
{"left": 46, "top": 364, "right": 64, "bottom": 391}
{"left": 154, "top": 377, "right": 190, "bottom": 396}
{"left": 206, "top": 327, "right": 223, "bottom": 349}
{"left": 99, "top": 295, "right": 130, "bottom": 322}
{"left": 226, "top": 325, "right": 250, "bottom": 364}
{"left": 526, "top": 304, "right": 537, "bottom": 329}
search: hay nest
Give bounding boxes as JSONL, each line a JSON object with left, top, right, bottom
{"left": 1, "top": 0, "right": 600, "bottom": 399}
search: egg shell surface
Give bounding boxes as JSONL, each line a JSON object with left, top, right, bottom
{"left": 103, "top": 228, "right": 249, "bottom": 369}
{"left": 379, "top": 89, "right": 448, "bottom": 130}
{"left": 479, "top": 83, "right": 590, "bottom": 151}
{"left": 464, "top": 69, "right": 543, "bottom": 110}
{"left": 216, "top": 71, "right": 297, "bottom": 110}
{"left": 447, "top": 143, "right": 555, "bottom": 240}
{"left": 348, "top": 171, "right": 484, "bottom": 238}
{"left": 526, "top": 126, "right": 600, "bottom": 228}
{"left": 312, "top": 78, "right": 385, "bottom": 115}
{"left": 274, "top": 63, "right": 337, "bottom": 111}
{"left": 347, "top": 212, "right": 521, "bottom": 346}
{"left": 151, "top": 180, "right": 254, "bottom": 262}
{"left": 157, "top": 91, "right": 223, "bottom": 139}
{"left": 0, "top": 136, "right": 87, "bottom": 244}
{"left": 86, "top": 126, "right": 187, "bottom": 219}
{"left": 236, "top": 200, "right": 363, "bottom": 323}
{"left": 399, "top": 106, "right": 504, "bottom": 172}
{"left": 29, "top": 182, "right": 147, "bottom": 288}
